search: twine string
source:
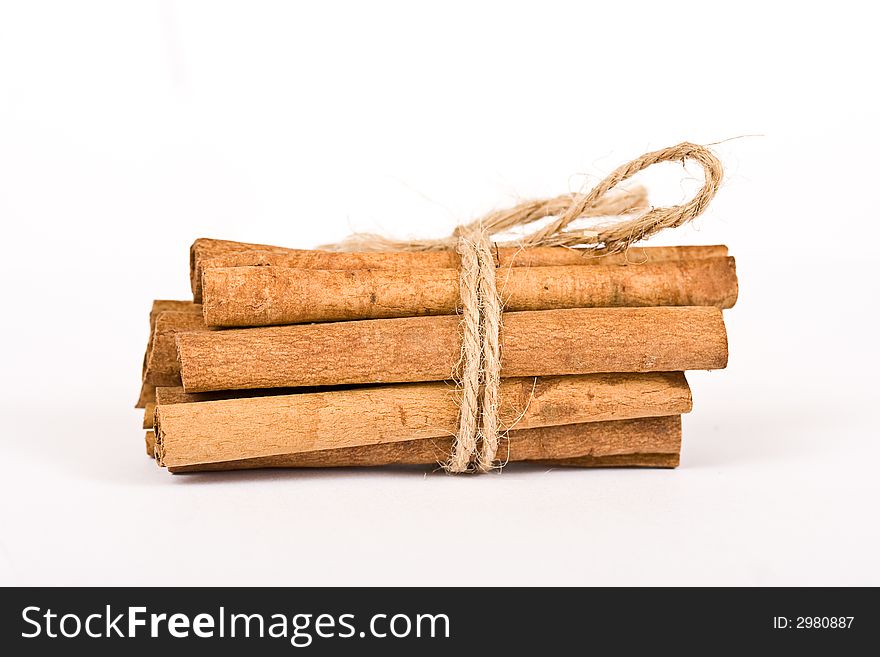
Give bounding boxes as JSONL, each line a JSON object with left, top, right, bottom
{"left": 448, "top": 231, "right": 482, "bottom": 473}
{"left": 322, "top": 142, "right": 724, "bottom": 472}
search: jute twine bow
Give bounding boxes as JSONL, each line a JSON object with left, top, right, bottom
{"left": 322, "top": 142, "right": 724, "bottom": 473}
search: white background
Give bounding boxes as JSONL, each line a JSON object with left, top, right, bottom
{"left": 1, "top": 1, "right": 878, "bottom": 586}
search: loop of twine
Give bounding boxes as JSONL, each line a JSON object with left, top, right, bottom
{"left": 322, "top": 142, "right": 724, "bottom": 473}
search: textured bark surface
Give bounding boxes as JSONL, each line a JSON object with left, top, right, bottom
{"left": 136, "top": 382, "right": 156, "bottom": 409}
{"left": 142, "top": 403, "right": 155, "bottom": 430}
{"left": 149, "top": 300, "right": 201, "bottom": 322}
{"left": 178, "top": 306, "right": 727, "bottom": 392}
{"left": 143, "top": 301, "right": 201, "bottom": 377}
{"left": 133, "top": 242, "right": 737, "bottom": 474}
{"left": 156, "top": 371, "right": 691, "bottom": 467}
{"left": 190, "top": 237, "right": 728, "bottom": 302}
{"left": 202, "top": 257, "right": 738, "bottom": 327}
{"left": 542, "top": 452, "right": 680, "bottom": 468}
{"left": 172, "top": 452, "right": 679, "bottom": 472}
{"left": 143, "top": 311, "right": 208, "bottom": 387}
{"left": 191, "top": 238, "right": 303, "bottom": 302}
{"left": 166, "top": 415, "right": 681, "bottom": 472}
{"left": 136, "top": 301, "right": 201, "bottom": 407}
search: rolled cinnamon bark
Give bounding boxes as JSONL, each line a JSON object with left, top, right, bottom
{"left": 545, "top": 452, "right": 680, "bottom": 469}
{"left": 190, "top": 236, "right": 729, "bottom": 302}
{"left": 177, "top": 306, "right": 727, "bottom": 392}
{"left": 143, "top": 302, "right": 201, "bottom": 376}
{"left": 149, "top": 300, "right": 201, "bottom": 322}
{"left": 136, "top": 382, "right": 156, "bottom": 409}
{"left": 191, "top": 238, "right": 314, "bottom": 301}
{"left": 167, "top": 415, "right": 682, "bottom": 472}
{"left": 136, "top": 301, "right": 201, "bottom": 408}
{"left": 142, "top": 403, "right": 155, "bottom": 430}
{"left": 202, "top": 257, "right": 737, "bottom": 327}
{"left": 143, "top": 311, "right": 209, "bottom": 387}
{"left": 156, "top": 372, "right": 690, "bottom": 467}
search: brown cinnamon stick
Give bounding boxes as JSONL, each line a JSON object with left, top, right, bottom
{"left": 177, "top": 306, "right": 727, "bottom": 392}
{"left": 156, "top": 372, "right": 691, "bottom": 467}
{"left": 149, "top": 300, "right": 201, "bottom": 322}
{"left": 142, "top": 403, "right": 155, "bottom": 430}
{"left": 202, "top": 257, "right": 737, "bottom": 327}
{"left": 173, "top": 453, "right": 679, "bottom": 472}
{"left": 167, "top": 415, "right": 681, "bottom": 472}
{"left": 136, "top": 301, "right": 201, "bottom": 408}
{"left": 136, "top": 382, "right": 156, "bottom": 409}
{"left": 544, "top": 452, "right": 680, "bottom": 469}
{"left": 143, "top": 311, "right": 209, "bottom": 387}
{"left": 143, "top": 301, "right": 201, "bottom": 376}
{"left": 190, "top": 237, "right": 729, "bottom": 302}
{"left": 191, "top": 239, "right": 305, "bottom": 301}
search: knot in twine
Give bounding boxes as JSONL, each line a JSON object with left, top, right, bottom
{"left": 322, "top": 142, "right": 724, "bottom": 473}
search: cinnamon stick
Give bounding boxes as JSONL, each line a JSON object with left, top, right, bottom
{"left": 191, "top": 238, "right": 305, "bottom": 301}
{"left": 167, "top": 415, "right": 681, "bottom": 472}
{"left": 177, "top": 306, "right": 727, "bottom": 392}
{"left": 156, "top": 386, "right": 257, "bottom": 405}
{"left": 544, "top": 452, "right": 680, "bottom": 469}
{"left": 174, "top": 453, "right": 679, "bottom": 472}
{"left": 145, "top": 430, "right": 156, "bottom": 457}
{"left": 190, "top": 237, "right": 729, "bottom": 302}
{"left": 149, "top": 300, "right": 201, "bottom": 322}
{"left": 202, "top": 257, "right": 738, "bottom": 327}
{"left": 136, "top": 382, "right": 156, "bottom": 409}
{"left": 143, "top": 311, "right": 209, "bottom": 387}
{"left": 143, "top": 301, "right": 201, "bottom": 376}
{"left": 156, "top": 371, "right": 691, "bottom": 467}
{"left": 136, "top": 300, "right": 201, "bottom": 408}
{"left": 142, "top": 403, "right": 155, "bottom": 430}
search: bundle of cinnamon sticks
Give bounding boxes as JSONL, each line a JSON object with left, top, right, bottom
{"left": 137, "top": 237, "right": 737, "bottom": 473}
